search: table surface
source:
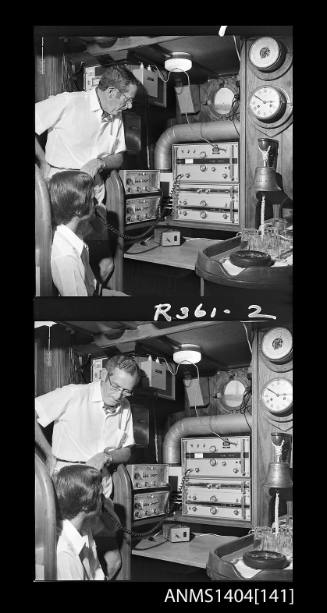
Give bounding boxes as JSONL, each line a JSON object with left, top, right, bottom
{"left": 124, "top": 238, "right": 220, "bottom": 270}
{"left": 132, "top": 532, "right": 237, "bottom": 569}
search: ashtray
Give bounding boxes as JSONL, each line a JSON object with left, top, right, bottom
{"left": 243, "top": 550, "right": 288, "bottom": 570}
{"left": 230, "top": 250, "right": 273, "bottom": 268}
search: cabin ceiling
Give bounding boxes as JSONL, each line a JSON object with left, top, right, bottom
{"left": 34, "top": 26, "right": 292, "bottom": 84}
{"left": 42, "top": 320, "right": 257, "bottom": 372}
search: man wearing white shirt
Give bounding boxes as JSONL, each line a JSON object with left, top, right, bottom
{"left": 54, "top": 464, "right": 106, "bottom": 580}
{"left": 35, "top": 355, "right": 141, "bottom": 578}
{"left": 49, "top": 170, "right": 98, "bottom": 296}
{"left": 35, "top": 64, "right": 139, "bottom": 284}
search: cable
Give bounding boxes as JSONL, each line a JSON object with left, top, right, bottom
{"left": 233, "top": 36, "right": 241, "bottom": 62}
{"left": 242, "top": 323, "right": 253, "bottom": 355}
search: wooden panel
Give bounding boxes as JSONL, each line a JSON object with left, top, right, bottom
{"left": 252, "top": 328, "right": 293, "bottom": 526}
{"left": 240, "top": 36, "right": 293, "bottom": 228}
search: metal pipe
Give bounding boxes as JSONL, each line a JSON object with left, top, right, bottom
{"left": 154, "top": 120, "right": 240, "bottom": 170}
{"left": 163, "top": 413, "right": 251, "bottom": 465}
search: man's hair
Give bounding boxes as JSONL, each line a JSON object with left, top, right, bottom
{"left": 53, "top": 465, "right": 102, "bottom": 520}
{"left": 48, "top": 171, "right": 94, "bottom": 225}
{"left": 104, "top": 354, "right": 141, "bottom": 383}
{"left": 98, "top": 64, "right": 139, "bottom": 93}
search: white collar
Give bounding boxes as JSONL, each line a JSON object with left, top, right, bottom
{"left": 61, "top": 520, "right": 89, "bottom": 556}
{"left": 55, "top": 224, "right": 86, "bottom": 257}
{"left": 89, "top": 87, "right": 102, "bottom": 113}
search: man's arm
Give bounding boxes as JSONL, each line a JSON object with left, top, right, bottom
{"left": 103, "top": 445, "right": 132, "bottom": 465}
{"left": 35, "top": 412, "right": 57, "bottom": 475}
{"left": 35, "top": 135, "right": 50, "bottom": 177}
{"left": 80, "top": 153, "right": 123, "bottom": 178}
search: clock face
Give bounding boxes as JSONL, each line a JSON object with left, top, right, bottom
{"left": 262, "top": 378, "right": 293, "bottom": 414}
{"left": 261, "top": 327, "right": 293, "bottom": 363}
{"left": 249, "top": 86, "right": 287, "bottom": 122}
{"left": 249, "top": 37, "right": 285, "bottom": 72}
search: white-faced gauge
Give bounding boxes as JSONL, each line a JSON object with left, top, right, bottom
{"left": 261, "top": 377, "right": 293, "bottom": 415}
{"left": 249, "top": 37, "right": 285, "bottom": 72}
{"left": 249, "top": 86, "right": 287, "bottom": 123}
{"left": 261, "top": 327, "right": 293, "bottom": 363}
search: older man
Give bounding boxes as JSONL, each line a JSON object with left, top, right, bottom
{"left": 35, "top": 355, "right": 141, "bottom": 579}
{"left": 35, "top": 64, "right": 139, "bottom": 283}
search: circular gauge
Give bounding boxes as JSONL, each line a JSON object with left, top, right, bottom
{"left": 249, "top": 37, "right": 285, "bottom": 72}
{"left": 261, "top": 378, "right": 293, "bottom": 415}
{"left": 211, "top": 86, "right": 235, "bottom": 116}
{"left": 222, "top": 379, "right": 246, "bottom": 409}
{"left": 249, "top": 86, "right": 287, "bottom": 123}
{"left": 261, "top": 327, "right": 293, "bottom": 363}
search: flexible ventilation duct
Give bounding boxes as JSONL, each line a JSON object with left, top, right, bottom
{"left": 154, "top": 120, "right": 241, "bottom": 170}
{"left": 163, "top": 413, "right": 251, "bottom": 465}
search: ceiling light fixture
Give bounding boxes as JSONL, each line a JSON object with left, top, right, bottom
{"left": 173, "top": 344, "right": 202, "bottom": 364}
{"left": 164, "top": 52, "right": 192, "bottom": 73}
{"left": 218, "top": 26, "right": 228, "bottom": 37}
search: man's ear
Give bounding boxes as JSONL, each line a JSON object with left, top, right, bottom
{"left": 100, "top": 369, "right": 108, "bottom": 382}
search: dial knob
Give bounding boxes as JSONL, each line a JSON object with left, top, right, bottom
{"left": 211, "top": 167, "right": 216, "bottom": 172}
{"left": 192, "top": 506, "right": 197, "bottom": 511}
{"left": 200, "top": 211, "right": 207, "bottom": 219}
{"left": 233, "top": 468, "right": 239, "bottom": 473}
{"left": 222, "top": 461, "right": 227, "bottom": 466}
{"left": 192, "top": 496, "right": 197, "bottom": 500}
{"left": 183, "top": 210, "right": 188, "bottom": 216}
{"left": 183, "top": 200, "right": 187, "bottom": 205}
{"left": 200, "top": 200, "right": 207, "bottom": 207}
{"left": 210, "top": 507, "right": 217, "bottom": 515}
{"left": 222, "top": 173, "right": 228, "bottom": 179}
{"left": 209, "top": 445, "right": 216, "bottom": 452}
{"left": 233, "top": 510, "right": 239, "bottom": 516}
{"left": 200, "top": 151, "right": 206, "bottom": 157}
{"left": 185, "top": 173, "right": 190, "bottom": 178}
{"left": 195, "top": 467, "right": 200, "bottom": 472}
{"left": 210, "top": 458, "right": 217, "bottom": 466}
{"left": 200, "top": 165, "right": 207, "bottom": 172}
{"left": 210, "top": 496, "right": 217, "bottom": 502}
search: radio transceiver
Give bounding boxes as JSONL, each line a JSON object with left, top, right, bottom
{"left": 127, "top": 464, "right": 169, "bottom": 489}
{"left": 133, "top": 490, "right": 170, "bottom": 520}
{"left": 119, "top": 170, "right": 160, "bottom": 195}
{"left": 182, "top": 479, "right": 251, "bottom": 521}
{"left": 125, "top": 196, "right": 161, "bottom": 224}
{"left": 181, "top": 436, "right": 250, "bottom": 478}
{"left": 172, "top": 143, "right": 239, "bottom": 183}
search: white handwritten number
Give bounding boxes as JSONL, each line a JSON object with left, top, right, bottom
{"left": 194, "top": 304, "right": 206, "bottom": 318}
{"left": 248, "top": 305, "right": 276, "bottom": 320}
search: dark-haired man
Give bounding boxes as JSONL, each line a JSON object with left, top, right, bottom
{"left": 53, "top": 465, "right": 105, "bottom": 580}
{"left": 35, "top": 355, "right": 141, "bottom": 578}
{"left": 35, "top": 64, "right": 139, "bottom": 282}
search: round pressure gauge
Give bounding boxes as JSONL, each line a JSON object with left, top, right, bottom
{"left": 249, "top": 37, "right": 286, "bottom": 72}
{"left": 261, "top": 377, "right": 293, "bottom": 415}
{"left": 249, "top": 86, "right": 287, "bottom": 123}
{"left": 261, "top": 327, "right": 293, "bottom": 363}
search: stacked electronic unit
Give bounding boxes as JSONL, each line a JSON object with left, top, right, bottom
{"left": 127, "top": 464, "right": 170, "bottom": 523}
{"left": 119, "top": 170, "right": 161, "bottom": 226}
{"left": 171, "top": 142, "right": 240, "bottom": 230}
{"left": 181, "top": 436, "right": 251, "bottom": 526}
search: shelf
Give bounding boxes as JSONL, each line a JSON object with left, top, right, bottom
{"left": 160, "top": 218, "right": 240, "bottom": 232}
{"left": 168, "top": 513, "right": 251, "bottom": 529}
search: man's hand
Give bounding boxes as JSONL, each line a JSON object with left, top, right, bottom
{"left": 46, "top": 454, "right": 57, "bottom": 477}
{"left": 80, "top": 158, "right": 105, "bottom": 178}
{"left": 86, "top": 451, "right": 109, "bottom": 471}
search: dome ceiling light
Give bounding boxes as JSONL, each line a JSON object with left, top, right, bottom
{"left": 164, "top": 52, "right": 192, "bottom": 73}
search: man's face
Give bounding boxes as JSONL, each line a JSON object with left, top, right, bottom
{"left": 100, "top": 366, "right": 138, "bottom": 409}
{"left": 101, "top": 83, "right": 137, "bottom": 116}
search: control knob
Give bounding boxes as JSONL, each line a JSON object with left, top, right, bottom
{"left": 200, "top": 211, "right": 207, "bottom": 219}
{"left": 222, "top": 461, "right": 227, "bottom": 466}
{"left": 233, "top": 510, "right": 239, "bottom": 516}
{"left": 210, "top": 507, "right": 218, "bottom": 515}
{"left": 211, "top": 167, "right": 216, "bottom": 172}
{"left": 233, "top": 468, "right": 239, "bottom": 474}
{"left": 210, "top": 496, "right": 217, "bottom": 502}
{"left": 200, "top": 200, "right": 207, "bottom": 207}
{"left": 195, "top": 467, "right": 200, "bottom": 472}
{"left": 210, "top": 458, "right": 217, "bottom": 466}
{"left": 185, "top": 173, "right": 191, "bottom": 178}
{"left": 200, "top": 151, "right": 206, "bottom": 157}
{"left": 192, "top": 506, "right": 197, "bottom": 512}
{"left": 209, "top": 445, "right": 216, "bottom": 452}
{"left": 222, "top": 173, "right": 228, "bottom": 179}
{"left": 192, "top": 496, "right": 197, "bottom": 500}
{"left": 200, "top": 165, "right": 207, "bottom": 172}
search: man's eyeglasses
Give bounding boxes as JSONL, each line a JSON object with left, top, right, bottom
{"left": 107, "top": 373, "right": 133, "bottom": 397}
{"left": 115, "top": 89, "right": 134, "bottom": 107}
